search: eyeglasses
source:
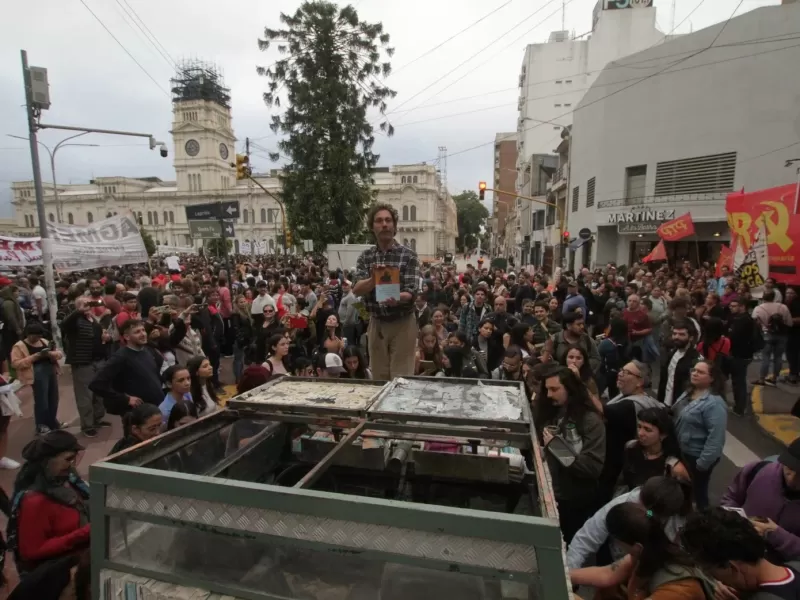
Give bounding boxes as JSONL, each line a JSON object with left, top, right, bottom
{"left": 619, "top": 368, "right": 642, "bottom": 378}
{"left": 263, "top": 309, "right": 274, "bottom": 314}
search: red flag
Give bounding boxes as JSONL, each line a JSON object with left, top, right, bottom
{"left": 657, "top": 212, "right": 695, "bottom": 241}
{"left": 716, "top": 244, "right": 733, "bottom": 278}
{"left": 642, "top": 240, "right": 667, "bottom": 263}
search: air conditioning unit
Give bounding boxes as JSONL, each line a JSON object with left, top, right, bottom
{"left": 29, "top": 66, "right": 51, "bottom": 110}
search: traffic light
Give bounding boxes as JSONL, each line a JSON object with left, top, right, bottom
{"left": 562, "top": 230, "right": 570, "bottom": 244}
{"left": 234, "top": 154, "right": 251, "bottom": 180}
{"left": 478, "top": 181, "right": 487, "bottom": 200}
{"left": 285, "top": 230, "right": 293, "bottom": 248}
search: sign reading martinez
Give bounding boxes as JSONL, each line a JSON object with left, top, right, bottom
{"left": 608, "top": 209, "right": 675, "bottom": 224}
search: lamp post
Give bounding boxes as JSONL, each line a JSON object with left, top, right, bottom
{"left": 8, "top": 133, "right": 99, "bottom": 223}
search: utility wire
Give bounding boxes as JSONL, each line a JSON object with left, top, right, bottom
{"left": 114, "top": 0, "right": 176, "bottom": 70}
{"left": 78, "top": 0, "right": 169, "bottom": 95}
{"left": 424, "top": 38, "right": 800, "bottom": 163}
{"left": 391, "top": 0, "right": 514, "bottom": 76}
{"left": 119, "top": 0, "right": 177, "bottom": 66}
{"left": 393, "top": 0, "right": 572, "bottom": 125}
{"left": 381, "top": 0, "right": 561, "bottom": 120}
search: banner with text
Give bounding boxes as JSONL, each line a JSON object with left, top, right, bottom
{"left": 0, "top": 213, "right": 148, "bottom": 272}
{"left": 733, "top": 219, "right": 769, "bottom": 297}
{"left": 726, "top": 184, "right": 800, "bottom": 285}
{"left": 657, "top": 212, "right": 695, "bottom": 241}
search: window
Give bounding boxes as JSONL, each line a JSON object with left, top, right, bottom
{"left": 68, "top": 213, "right": 74, "bottom": 224}
{"left": 571, "top": 186, "right": 579, "bottom": 212}
{"left": 409, "top": 238, "right": 416, "bottom": 251}
{"left": 546, "top": 204, "right": 556, "bottom": 226}
{"left": 267, "top": 209, "right": 273, "bottom": 223}
{"left": 555, "top": 80, "right": 563, "bottom": 84}
{"left": 410, "top": 205, "right": 417, "bottom": 221}
{"left": 413, "top": 176, "right": 418, "bottom": 184}
{"left": 403, "top": 238, "right": 409, "bottom": 246}
{"left": 250, "top": 209, "right": 255, "bottom": 224}
{"left": 625, "top": 165, "right": 648, "bottom": 200}
{"left": 169, "top": 211, "right": 174, "bottom": 223}
{"left": 48, "top": 213, "right": 54, "bottom": 222}
{"left": 244, "top": 210, "right": 249, "bottom": 224}
{"left": 269, "top": 239, "right": 275, "bottom": 251}
{"left": 586, "top": 177, "right": 596, "bottom": 208}
{"left": 197, "top": 175, "right": 202, "bottom": 192}
{"left": 553, "top": 126, "right": 560, "bottom": 130}
{"left": 564, "top": 103, "right": 571, "bottom": 107}
{"left": 401, "top": 176, "right": 406, "bottom": 184}
{"left": 147, "top": 211, "right": 153, "bottom": 225}
{"left": 565, "top": 80, "right": 572, "bottom": 83}
{"left": 555, "top": 104, "right": 561, "bottom": 107}
{"left": 163, "top": 211, "right": 168, "bottom": 224}
{"left": 153, "top": 212, "right": 158, "bottom": 225}
{"left": 261, "top": 208, "right": 266, "bottom": 223}
{"left": 654, "top": 152, "right": 737, "bottom": 196}
{"left": 24, "top": 215, "right": 29, "bottom": 227}
{"left": 402, "top": 206, "right": 409, "bottom": 221}
{"left": 87, "top": 212, "right": 93, "bottom": 223}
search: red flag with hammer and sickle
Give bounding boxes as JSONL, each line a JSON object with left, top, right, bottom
{"left": 657, "top": 212, "right": 695, "bottom": 241}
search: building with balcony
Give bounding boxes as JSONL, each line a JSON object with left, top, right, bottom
{"left": 513, "top": 154, "right": 558, "bottom": 269}
{"left": 565, "top": 2, "right": 800, "bottom": 268}
{"left": 516, "top": 0, "right": 664, "bottom": 160}
{"left": 489, "top": 133, "right": 518, "bottom": 257}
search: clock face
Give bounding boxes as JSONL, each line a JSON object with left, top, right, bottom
{"left": 219, "top": 143, "right": 229, "bottom": 160}
{"left": 185, "top": 139, "right": 200, "bottom": 157}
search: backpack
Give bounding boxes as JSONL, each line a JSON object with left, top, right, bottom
{"left": 768, "top": 312, "right": 788, "bottom": 336}
{"left": 600, "top": 339, "right": 633, "bottom": 383}
{"left": 648, "top": 565, "right": 717, "bottom": 600}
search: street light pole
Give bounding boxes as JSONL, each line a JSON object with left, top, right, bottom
{"left": 20, "top": 49, "right": 62, "bottom": 349}
{"left": 8, "top": 133, "right": 98, "bottom": 223}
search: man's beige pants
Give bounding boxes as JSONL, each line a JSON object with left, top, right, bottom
{"left": 367, "top": 312, "right": 418, "bottom": 380}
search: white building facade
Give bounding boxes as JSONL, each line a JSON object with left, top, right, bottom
{"left": 565, "top": 3, "right": 800, "bottom": 268}
{"left": 516, "top": 0, "right": 664, "bottom": 160}
{"left": 7, "top": 74, "right": 457, "bottom": 259}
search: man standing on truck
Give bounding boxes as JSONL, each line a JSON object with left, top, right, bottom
{"left": 353, "top": 203, "right": 420, "bottom": 380}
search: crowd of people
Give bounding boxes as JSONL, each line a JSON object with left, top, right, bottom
{"left": 0, "top": 201, "right": 798, "bottom": 599}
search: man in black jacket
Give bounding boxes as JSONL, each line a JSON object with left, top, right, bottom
{"left": 60, "top": 298, "right": 113, "bottom": 437}
{"left": 658, "top": 319, "right": 701, "bottom": 406}
{"left": 89, "top": 319, "right": 164, "bottom": 416}
{"left": 727, "top": 297, "right": 757, "bottom": 415}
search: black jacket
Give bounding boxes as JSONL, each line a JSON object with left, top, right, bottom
{"left": 60, "top": 310, "right": 107, "bottom": 366}
{"left": 89, "top": 345, "right": 164, "bottom": 415}
{"left": 657, "top": 346, "right": 701, "bottom": 404}
{"left": 727, "top": 312, "right": 756, "bottom": 359}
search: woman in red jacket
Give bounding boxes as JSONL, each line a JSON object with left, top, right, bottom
{"left": 6, "top": 430, "right": 90, "bottom": 577}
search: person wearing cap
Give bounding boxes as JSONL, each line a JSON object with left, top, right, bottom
{"left": 721, "top": 438, "right": 800, "bottom": 562}
{"left": 562, "top": 280, "right": 588, "bottom": 318}
{"left": 314, "top": 351, "right": 347, "bottom": 378}
{"left": 7, "top": 430, "right": 90, "bottom": 576}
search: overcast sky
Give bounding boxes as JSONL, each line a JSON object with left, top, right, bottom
{"left": 0, "top": 0, "right": 778, "bottom": 216}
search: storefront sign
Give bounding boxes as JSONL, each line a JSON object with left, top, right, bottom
{"left": 608, "top": 209, "right": 674, "bottom": 224}
{"left": 605, "top": 0, "right": 653, "bottom": 9}
{"left": 617, "top": 221, "right": 662, "bottom": 234}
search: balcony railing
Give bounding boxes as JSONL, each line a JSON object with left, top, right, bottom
{"left": 596, "top": 192, "right": 728, "bottom": 209}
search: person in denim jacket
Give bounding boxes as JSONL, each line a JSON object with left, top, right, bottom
{"left": 672, "top": 359, "right": 728, "bottom": 509}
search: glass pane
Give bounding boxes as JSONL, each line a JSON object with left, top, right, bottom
{"left": 107, "top": 517, "right": 533, "bottom": 599}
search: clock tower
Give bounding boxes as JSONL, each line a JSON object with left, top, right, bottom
{"left": 170, "top": 61, "right": 237, "bottom": 193}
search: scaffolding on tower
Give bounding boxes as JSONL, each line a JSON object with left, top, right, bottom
{"left": 170, "top": 59, "right": 231, "bottom": 108}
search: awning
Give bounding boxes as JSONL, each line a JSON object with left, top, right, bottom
{"left": 568, "top": 237, "right": 589, "bottom": 251}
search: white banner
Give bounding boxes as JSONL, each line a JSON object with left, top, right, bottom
{"left": 0, "top": 213, "right": 148, "bottom": 272}
{"left": 156, "top": 245, "right": 196, "bottom": 256}
{"left": 240, "top": 240, "right": 252, "bottom": 254}
{"left": 255, "top": 240, "right": 267, "bottom": 255}
{"left": 734, "top": 219, "right": 769, "bottom": 298}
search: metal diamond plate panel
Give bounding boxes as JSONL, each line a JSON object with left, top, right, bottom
{"left": 106, "top": 486, "right": 537, "bottom": 573}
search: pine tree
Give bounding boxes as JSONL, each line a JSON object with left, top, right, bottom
{"left": 139, "top": 226, "right": 157, "bottom": 257}
{"left": 258, "top": 1, "right": 395, "bottom": 249}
